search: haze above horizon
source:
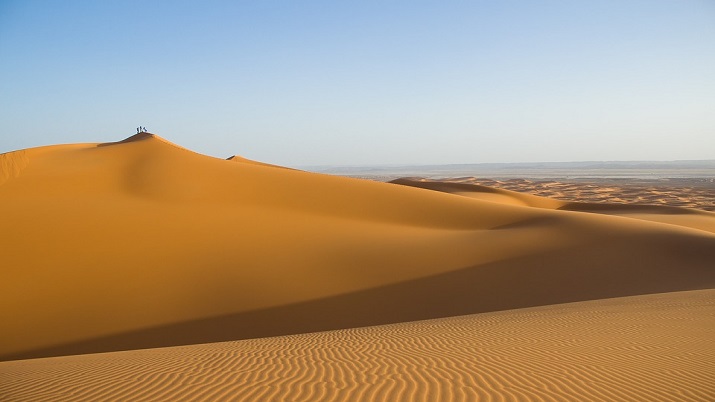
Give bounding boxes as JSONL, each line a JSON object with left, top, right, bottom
{"left": 1, "top": 1, "right": 713, "bottom": 167}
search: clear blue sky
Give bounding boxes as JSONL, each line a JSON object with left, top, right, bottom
{"left": 1, "top": 1, "right": 714, "bottom": 166}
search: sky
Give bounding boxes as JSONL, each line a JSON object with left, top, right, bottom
{"left": 1, "top": 1, "right": 714, "bottom": 167}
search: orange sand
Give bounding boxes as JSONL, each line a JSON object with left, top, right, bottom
{"left": 0, "top": 134, "right": 713, "bottom": 400}
{"left": 429, "top": 177, "right": 715, "bottom": 211}
{"left": 1, "top": 290, "right": 713, "bottom": 401}
{"left": 392, "top": 177, "right": 715, "bottom": 234}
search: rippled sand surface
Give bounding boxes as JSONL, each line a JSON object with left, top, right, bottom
{"left": 434, "top": 177, "right": 715, "bottom": 211}
{"left": 2, "top": 290, "right": 713, "bottom": 402}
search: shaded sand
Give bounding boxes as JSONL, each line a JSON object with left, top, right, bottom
{"left": 1, "top": 134, "right": 714, "bottom": 361}
{"left": 1, "top": 290, "right": 713, "bottom": 402}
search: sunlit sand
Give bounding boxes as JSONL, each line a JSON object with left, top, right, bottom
{"left": 1, "top": 134, "right": 713, "bottom": 401}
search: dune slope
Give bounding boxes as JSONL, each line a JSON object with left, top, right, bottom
{"left": 1, "top": 134, "right": 714, "bottom": 360}
{"left": 1, "top": 290, "right": 713, "bottom": 402}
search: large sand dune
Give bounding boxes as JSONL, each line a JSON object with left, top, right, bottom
{"left": 2, "top": 134, "right": 714, "bottom": 400}
{"left": 1, "top": 134, "right": 714, "bottom": 363}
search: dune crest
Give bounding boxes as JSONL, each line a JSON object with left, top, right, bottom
{"left": 0, "top": 149, "right": 29, "bottom": 185}
{"left": 98, "top": 132, "right": 200, "bottom": 156}
{"left": 1, "top": 134, "right": 714, "bottom": 361}
{"left": 227, "top": 154, "right": 294, "bottom": 170}
{"left": 114, "top": 132, "right": 159, "bottom": 143}
{"left": 391, "top": 177, "right": 564, "bottom": 208}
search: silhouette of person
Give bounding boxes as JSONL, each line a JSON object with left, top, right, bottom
{"left": 136, "top": 127, "right": 140, "bottom": 134}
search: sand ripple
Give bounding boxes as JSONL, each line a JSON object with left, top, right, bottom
{"left": 441, "top": 177, "right": 715, "bottom": 211}
{"left": 2, "top": 290, "right": 713, "bottom": 402}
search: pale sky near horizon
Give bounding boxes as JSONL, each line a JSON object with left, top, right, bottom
{"left": 1, "top": 1, "right": 714, "bottom": 167}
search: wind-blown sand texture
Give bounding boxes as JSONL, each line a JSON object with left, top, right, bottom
{"left": 1, "top": 290, "right": 713, "bottom": 402}
{"left": 1, "top": 134, "right": 714, "bottom": 400}
{"left": 413, "top": 176, "right": 715, "bottom": 211}
{"left": 391, "top": 177, "right": 715, "bottom": 234}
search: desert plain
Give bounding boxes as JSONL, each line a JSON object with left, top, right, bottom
{"left": 1, "top": 133, "right": 714, "bottom": 401}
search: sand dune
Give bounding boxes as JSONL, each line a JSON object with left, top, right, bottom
{"left": 409, "top": 176, "right": 715, "bottom": 211}
{"left": 1, "top": 290, "right": 713, "bottom": 402}
{"left": 0, "top": 149, "right": 30, "bottom": 185}
{"left": 393, "top": 177, "right": 715, "bottom": 234}
{"left": 1, "top": 134, "right": 714, "bottom": 362}
{"left": 226, "top": 154, "right": 295, "bottom": 170}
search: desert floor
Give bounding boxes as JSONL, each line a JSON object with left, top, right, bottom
{"left": 415, "top": 176, "right": 715, "bottom": 211}
{"left": 1, "top": 134, "right": 713, "bottom": 401}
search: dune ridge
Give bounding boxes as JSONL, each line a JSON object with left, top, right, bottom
{"left": 0, "top": 149, "right": 29, "bottom": 185}
{"left": 226, "top": 154, "right": 294, "bottom": 170}
{"left": 105, "top": 132, "right": 191, "bottom": 149}
{"left": 1, "top": 134, "right": 714, "bottom": 361}
{"left": 1, "top": 290, "right": 713, "bottom": 402}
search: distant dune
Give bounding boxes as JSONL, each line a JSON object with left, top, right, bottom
{"left": 391, "top": 177, "right": 715, "bottom": 233}
{"left": 396, "top": 176, "right": 715, "bottom": 211}
{"left": 1, "top": 134, "right": 713, "bottom": 400}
